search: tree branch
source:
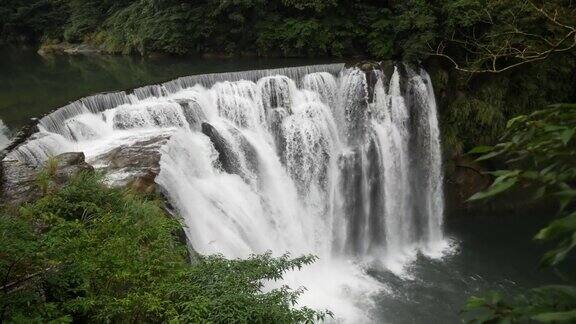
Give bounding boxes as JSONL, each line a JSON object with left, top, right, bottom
{"left": 1, "top": 265, "right": 59, "bottom": 294}
{"left": 427, "top": 0, "right": 576, "bottom": 74}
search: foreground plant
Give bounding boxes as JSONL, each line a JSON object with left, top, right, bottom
{"left": 463, "top": 104, "right": 576, "bottom": 322}
{"left": 0, "top": 172, "right": 329, "bottom": 323}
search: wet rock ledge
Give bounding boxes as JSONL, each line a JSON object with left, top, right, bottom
{"left": 1, "top": 135, "right": 169, "bottom": 206}
{"left": 1, "top": 152, "right": 93, "bottom": 205}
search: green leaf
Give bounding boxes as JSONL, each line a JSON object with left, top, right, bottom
{"left": 535, "top": 211, "right": 576, "bottom": 241}
{"left": 532, "top": 310, "right": 576, "bottom": 322}
{"left": 543, "top": 125, "right": 567, "bottom": 132}
{"left": 522, "top": 171, "right": 541, "bottom": 180}
{"left": 533, "top": 285, "right": 576, "bottom": 301}
{"left": 469, "top": 145, "right": 494, "bottom": 154}
{"left": 560, "top": 129, "right": 575, "bottom": 145}
{"left": 554, "top": 190, "right": 576, "bottom": 212}
{"left": 486, "top": 170, "right": 516, "bottom": 177}
{"left": 475, "top": 150, "right": 503, "bottom": 162}
{"left": 531, "top": 186, "right": 547, "bottom": 200}
{"left": 507, "top": 115, "right": 528, "bottom": 128}
{"left": 542, "top": 232, "right": 576, "bottom": 266}
{"left": 464, "top": 296, "right": 488, "bottom": 310}
{"left": 468, "top": 177, "right": 517, "bottom": 201}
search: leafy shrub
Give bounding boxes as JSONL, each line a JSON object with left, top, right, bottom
{"left": 0, "top": 172, "right": 327, "bottom": 323}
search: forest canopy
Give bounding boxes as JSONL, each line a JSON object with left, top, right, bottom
{"left": 1, "top": 0, "right": 575, "bottom": 152}
{"left": 1, "top": 0, "right": 574, "bottom": 63}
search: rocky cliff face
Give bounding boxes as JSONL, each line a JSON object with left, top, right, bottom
{"left": 1, "top": 152, "right": 93, "bottom": 205}
{"left": 1, "top": 134, "right": 170, "bottom": 205}
{"left": 88, "top": 135, "right": 171, "bottom": 194}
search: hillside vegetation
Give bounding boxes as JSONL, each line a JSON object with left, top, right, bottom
{"left": 1, "top": 1, "right": 575, "bottom": 152}
{"left": 0, "top": 0, "right": 572, "bottom": 60}
{"left": 0, "top": 172, "right": 327, "bottom": 323}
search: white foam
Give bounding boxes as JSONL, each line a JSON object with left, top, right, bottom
{"left": 0, "top": 119, "right": 10, "bottom": 150}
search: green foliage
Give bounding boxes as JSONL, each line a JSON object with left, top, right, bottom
{"left": 1, "top": 0, "right": 574, "bottom": 62}
{"left": 256, "top": 17, "right": 360, "bottom": 57}
{"left": 63, "top": 0, "right": 102, "bottom": 42}
{"left": 0, "top": 0, "right": 435, "bottom": 57}
{"left": 390, "top": 0, "right": 437, "bottom": 62}
{"left": 0, "top": 172, "right": 327, "bottom": 323}
{"left": 101, "top": 0, "right": 204, "bottom": 55}
{"left": 367, "top": 9, "right": 394, "bottom": 59}
{"left": 1, "top": 0, "right": 574, "bottom": 153}
{"left": 36, "top": 156, "right": 59, "bottom": 195}
{"left": 0, "top": 0, "right": 69, "bottom": 43}
{"left": 436, "top": 55, "right": 576, "bottom": 154}
{"left": 464, "top": 104, "right": 576, "bottom": 323}
{"left": 282, "top": 0, "right": 337, "bottom": 13}
{"left": 463, "top": 287, "right": 576, "bottom": 323}
{"left": 0, "top": 212, "right": 46, "bottom": 321}
{"left": 439, "top": 77, "right": 508, "bottom": 153}
{"left": 470, "top": 104, "right": 576, "bottom": 264}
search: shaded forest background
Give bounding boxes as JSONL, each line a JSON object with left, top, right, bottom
{"left": 1, "top": 0, "right": 575, "bottom": 153}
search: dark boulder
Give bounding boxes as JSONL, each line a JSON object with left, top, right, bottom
{"left": 52, "top": 152, "right": 95, "bottom": 185}
{"left": 89, "top": 135, "right": 171, "bottom": 194}
{"left": 202, "top": 122, "right": 239, "bottom": 175}
{"left": 201, "top": 122, "right": 259, "bottom": 182}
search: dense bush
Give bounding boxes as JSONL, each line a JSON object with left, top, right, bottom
{"left": 2, "top": 0, "right": 568, "bottom": 59}
{"left": 0, "top": 0, "right": 69, "bottom": 43}
{"left": 0, "top": 172, "right": 327, "bottom": 323}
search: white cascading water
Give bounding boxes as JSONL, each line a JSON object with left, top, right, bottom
{"left": 3, "top": 63, "right": 448, "bottom": 322}
{"left": 0, "top": 119, "right": 10, "bottom": 150}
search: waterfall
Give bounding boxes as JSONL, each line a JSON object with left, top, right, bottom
{"left": 3, "top": 63, "right": 448, "bottom": 321}
{"left": 0, "top": 119, "right": 10, "bottom": 150}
